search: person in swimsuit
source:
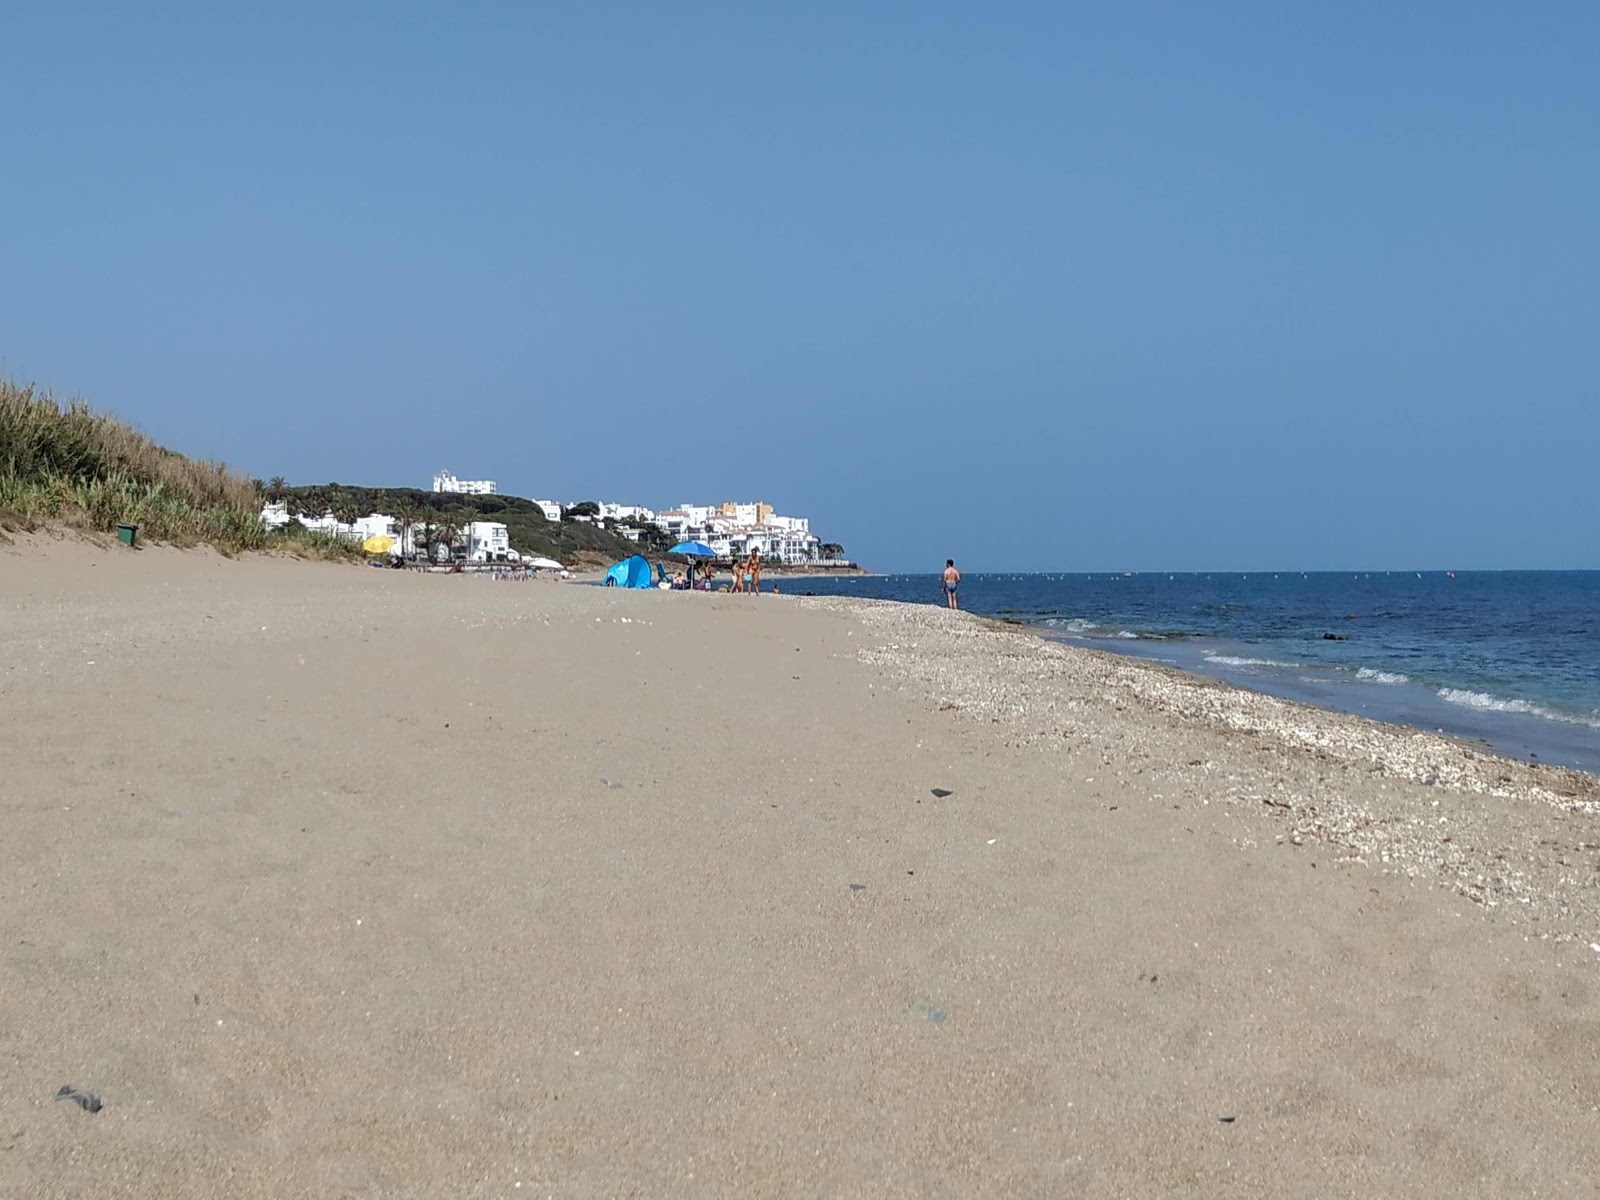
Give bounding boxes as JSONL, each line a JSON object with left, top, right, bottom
{"left": 731, "top": 558, "right": 745, "bottom": 594}
{"left": 942, "top": 559, "right": 960, "bottom": 609}
{"left": 747, "top": 550, "right": 762, "bottom": 596}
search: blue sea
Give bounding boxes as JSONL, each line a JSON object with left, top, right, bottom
{"left": 791, "top": 571, "right": 1600, "bottom": 775}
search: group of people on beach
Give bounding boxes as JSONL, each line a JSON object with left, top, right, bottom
{"left": 670, "top": 550, "right": 775, "bottom": 594}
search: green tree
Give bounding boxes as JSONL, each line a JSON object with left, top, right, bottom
{"left": 332, "top": 499, "right": 361, "bottom": 533}
{"left": 393, "top": 501, "right": 419, "bottom": 556}
{"left": 434, "top": 518, "right": 461, "bottom": 559}
{"left": 266, "top": 476, "right": 287, "bottom": 503}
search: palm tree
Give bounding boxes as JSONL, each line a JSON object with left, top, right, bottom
{"left": 266, "top": 476, "right": 287, "bottom": 503}
{"left": 392, "top": 501, "right": 418, "bottom": 556}
{"left": 432, "top": 518, "right": 461, "bottom": 561}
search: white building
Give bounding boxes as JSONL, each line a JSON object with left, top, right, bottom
{"left": 651, "top": 509, "right": 693, "bottom": 539}
{"left": 433, "top": 470, "right": 497, "bottom": 496}
{"left": 265, "top": 505, "right": 351, "bottom": 538}
{"left": 464, "top": 521, "right": 511, "bottom": 562}
{"left": 533, "top": 499, "right": 563, "bottom": 522}
{"left": 350, "top": 514, "right": 432, "bottom": 557}
{"left": 644, "top": 500, "right": 825, "bottom": 564}
{"left": 704, "top": 524, "right": 821, "bottom": 565}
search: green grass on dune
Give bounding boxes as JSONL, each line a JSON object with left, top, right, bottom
{"left": 0, "top": 379, "right": 357, "bottom": 558}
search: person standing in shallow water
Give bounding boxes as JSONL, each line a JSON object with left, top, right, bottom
{"left": 942, "top": 559, "right": 960, "bottom": 609}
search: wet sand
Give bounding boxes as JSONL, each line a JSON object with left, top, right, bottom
{"left": 3, "top": 537, "right": 1598, "bottom": 1197}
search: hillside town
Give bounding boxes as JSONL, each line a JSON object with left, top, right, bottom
{"left": 258, "top": 469, "right": 849, "bottom": 568}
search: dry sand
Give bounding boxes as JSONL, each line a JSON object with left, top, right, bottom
{"left": 2, "top": 536, "right": 1598, "bottom": 1198}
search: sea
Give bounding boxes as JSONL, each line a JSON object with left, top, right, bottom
{"left": 788, "top": 571, "right": 1600, "bottom": 775}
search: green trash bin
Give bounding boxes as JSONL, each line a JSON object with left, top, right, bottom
{"left": 116, "top": 523, "right": 138, "bottom": 547}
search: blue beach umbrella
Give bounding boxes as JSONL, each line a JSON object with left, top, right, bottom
{"left": 669, "top": 540, "right": 716, "bottom": 557}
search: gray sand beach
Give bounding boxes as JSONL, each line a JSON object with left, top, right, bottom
{"left": 3, "top": 539, "right": 1598, "bottom": 1197}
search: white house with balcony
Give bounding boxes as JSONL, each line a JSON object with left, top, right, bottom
{"left": 433, "top": 470, "right": 497, "bottom": 496}
{"left": 706, "top": 525, "right": 821, "bottom": 565}
{"left": 464, "top": 521, "right": 511, "bottom": 561}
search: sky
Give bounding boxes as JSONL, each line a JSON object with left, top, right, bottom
{"left": 3, "top": 2, "right": 1597, "bottom": 571}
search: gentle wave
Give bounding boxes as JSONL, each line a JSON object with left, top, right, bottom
{"left": 1354, "top": 668, "right": 1411, "bottom": 685}
{"left": 1042, "top": 617, "right": 1095, "bottom": 633}
{"left": 1041, "top": 618, "right": 1141, "bottom": 639}
{"left": 1437, "top": 688, "right": 1600, "bottom": 729}
{"left": 1204, "top": 654, "right": 1296, "bottom": 669}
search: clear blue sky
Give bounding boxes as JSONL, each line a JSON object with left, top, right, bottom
{"left": 4, "top": 2, "right": 1596, "bottom": 571}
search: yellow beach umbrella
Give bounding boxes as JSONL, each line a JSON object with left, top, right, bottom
{"left": 362, "top": 534, "right": 395, "bottom": 555}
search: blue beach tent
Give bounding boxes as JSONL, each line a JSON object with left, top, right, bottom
{"left": 603, "top": 554, "right": 654, "bottom": 588}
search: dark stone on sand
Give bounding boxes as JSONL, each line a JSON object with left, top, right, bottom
{"left": 56, "top": 1085, "right": 102, "bottom": 1113}
{"left": 931, "top": 788, "right": 953, "bottom": 798}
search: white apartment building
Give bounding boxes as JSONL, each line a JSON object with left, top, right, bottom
{"left": 707, "top": 526, "right": 821, "bottom": 565}
{"left": 597, "top": 502, "right": 655, "bottom": 524}
{"left": 644, "top": 500, "right": 826, "bottom": 564}
{"left": 433, "top": 470, "right": 497, "bottom": 496}
{"left": 651, "top": 509, "right": 694, "bottom": 539}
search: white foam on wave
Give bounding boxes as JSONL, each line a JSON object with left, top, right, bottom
{"left": 1042, "top": 617, "right": 1095, "bottom": 633}
{"left": 1204, "top": 654, "right": 1295, "bottom": 669}
{"left": 1114, "top": 630, "right": 1138, "bottom": 639}
{"left": 1355, "top": 668, "right": 1410, "bottom": 685}
{"left": 1437, "top": 688, "right": 1600, "bottom": 729}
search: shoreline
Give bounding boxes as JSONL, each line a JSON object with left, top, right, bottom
{"left": 1062, "top": 629, "right": 1600, "bottom": 776}
{"left": 6, "top": 542, "right": 1600, "bottom": 1194}
{"left": 786, "top": 571, "right": 1600, "bottom": 776}
{"left": 807, "top": 593, "right": 1600, "bottom": 935}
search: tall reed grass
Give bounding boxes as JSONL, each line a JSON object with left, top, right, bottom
{"left": 0, "top": 378, "right": 303, "bottom": 553}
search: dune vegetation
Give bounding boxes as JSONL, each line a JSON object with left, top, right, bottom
{"left": 0, "top": 378, "right": 353, "bottom": 557}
